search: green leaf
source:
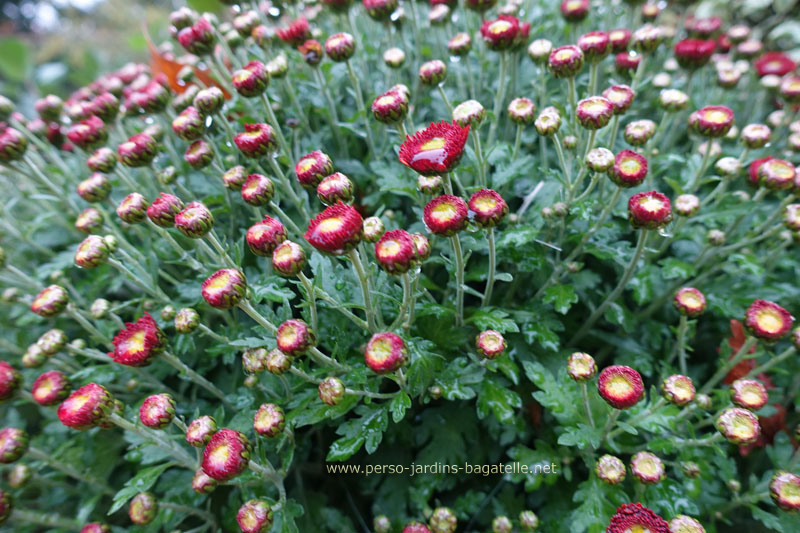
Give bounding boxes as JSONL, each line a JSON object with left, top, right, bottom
{"left": 109, "top": 462, "right": 174, "bottom": 514}
{"left": 557, "top": 423, "right": 602, "bottom": 449}
{"left": 543, "top": 284, "right": 578, "bottom": 314}
{"left": 476, "top": 377, "right": 521, "bottom": 423}
{"left": 569, "top": 477, "right": 623, "bottom": 533}
{"left": 389, "top": 391, "right": 411, "bottom": 423}
{"left": 466, "top": 307, "right": 520, "bottom": 333}
{"left": 523, "top": 361, "right": 581, "bottom": 424}
{"left": 0, "top": 38, "right": 29, "bottom": 82}
{"left": 437, "top": 357, "right": 485, "bottom": 400}
{"left": 751, "top": 507, "right": 783, "bottom": 532}
{"left": 326, "top": 405, "right": 388, "bottom": 461}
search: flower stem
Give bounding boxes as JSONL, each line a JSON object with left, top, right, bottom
{"left": 746, "top": 346, "right": 796, "bottom": 378}
{"left": 471, "top": 127, "right": 486, "bottom": 187}
{"left": 667, "top": 314, "right": 690, "bottom": 374}
{"left": 482, "top": 228, "right": 497, "bottom": 307}
{"left": 161, "top": 350, "right": 234, "bottom": 408}
{"left": 237, "top": 299, "right": 278, "bottom": 334}
{"left": 598, "top": 409, "right": 621, "bottom": 447}
{"left": 297, "top": 272, "right": 318, "bottom": 333}
{"left": 437, "top": 84, "right": 454, "bottom": 114}
{"left": 390, "top": 272, "right": 413, "bottom": 331}
{"left": 346, "top": 59, "right": 377, "bottom": 155}
{"left": 348, "top": 249, "right": 377, "bottom": 333}
{"left": 587, "top": 60, "right": 600, "bottom": 96}
{"left": 259, "top": 93, "right": 292, "bottom": 160}
{"left": 204, "top": 230, "right": 238, "bottom": 268}
{"left": 107, "top": 257, "right": 168, "bottom": 302}
{"left": 581, "top": 382, "right": 595, "bottom": 428}
{"left": 27, "top": 446, "right": 114, "bottom": 495}
{"left": 511, "top": 124, "right": 523, "bottom": 161}
{"left": 552, "top": 134, "right": 572, "bottom": 185}
{"left": 266, "top": 156, "right": 310, "bottom": 221}
{"left": 10, "top": 509, "right": 83, "bottom": 531}
{"left": 487, "top": 51, "right": 508, "bottom": 147}
{"left": 109, "top": 413, "right": 196, "bottom": 469}
{"left": 147, "top": 219, "right": 203, "bottom": 270}
{"left": 569, "top": 230, "right": 650, "bottom": 346}
{"left": 450, "top": 234, "right": 465, "bottom": 326}
{"left": 699, "top": 337, "right": 758, "bottom": 396}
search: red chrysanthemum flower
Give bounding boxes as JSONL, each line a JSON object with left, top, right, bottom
{"left": 110, "top": 313, "right": 166, "bottom": 367}
{"left": 295, "top": 151, "right": 334, "bottom": 188}
{"left": 615, "top": 51, "right": 640, "bottom": 74}
{"left": 317, "top": 172, "right": 354, "bottom": 205}
{"left": 608, "top": 28, "right": 631, "bottom": 52}
{"left": 758, "top": 158, "right": 796, "bottom": 191}
{"left": 364, "top": 332, "right": 408, "bottom": 374}
{"left": 610, "top": 149, "right": 647, "bottom": 187}
{"left": 731, "top": 378, "right": 768, "bottom": 410}
{"left": 597, "top": 365, "right": 644, "bottom": 409}
{"left": 272, "top": 241, "right": 307, "bottom": 276}
{"left": 276, "top": 17, "right": 311, "bottom": 46}
{"left": 31, "top": 370, "right": 71, "bottom": 406}
{"left": 576, "top": 96, "right": 615, "bottom": 130}
{"left": 602, "top": 84, "right": 635, "bottom": 115}
{"left": 630, "top": 451, "right": 665, "bottom": 484}
{"left": 304, "top": 201, "right": 363, "bottom": 255}
{"left": 253, "top": 404, "right": 285, "bottom": 437}
{"left": 754, "top": 51, "right": 797, "bottom": 77}
{"left": 201, "top": 269, "right": 247, "bottom": 309}
{"left": 674, "top": 39, "right": 716, "bottom": 69}
{"left": 468, "top": 189, "right": 508, "bottom": 227}
{"left": 628, "top": 191, "right": 672, "bottom": 229}
{"left": 234, "top": 123, "right": 277, "bottom": 157}
{"left": 139, "top": 393, "right": 176, "bottom": 429}
{"left": 606, "top": 503, "right": 669, "bottom": 533}
{"left": 748, "top": 156, "right": 774, "bottom": 186}
{"left": 56, "top": 383, "right": 114, "bottom": 430}
{"left": 66, "top": 115, "right": 107, "bottom": 150}
{"left": 424, "top": 194, "right": 468, "bottom": 236}
{"left": 201, "top": 428, "right": 251, "bottom": 481}
{"left": 0, "top": 362, "right": 21, "bottom": 403}
{"left": 398, "top": 121, "right": 470, "bottom": 176}
{"left": 480, "top": 15, "right": 530, "bottom": 51}
{"left": 548, "top": 45, "right": 585, "bottom": 78}
{"left": 375, "top": 229, "right": 417, "bottom": 274}
{"left": 673, "top": 287, "right": 706, "bottom": 317}
{"left": 0, "top": 427, "right": 28, "bottom": 464}
{"left": 147, "top": 193, "right": 184, "bottom": 228}
{"left": 241, "top": 173, "right": 275, "bottom": 206}
{"left": 186, "top": 416, "right": 217, "bottom": 447}
{"left": 560, "top": 0, "right": 589, "bottom": 22}
{"left": 744, "top": 299, "right": 794, "bottom": 342}
{"left": 246, "top": 216, "right": 287, "bottom": 256}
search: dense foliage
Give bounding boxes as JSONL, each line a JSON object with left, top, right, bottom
{"left": 1, "top": 0, "right": 800, "bottom": 532}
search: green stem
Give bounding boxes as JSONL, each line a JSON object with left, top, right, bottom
{"left": 511, "top": 124, "right": 523, "bottom": 161}
{"left": 346, "top": 60, "right": 377, "bottom": 155}
{"left": 205, "top": 230, "right": 238, "bottom": 268}
{"left": 107, "top": 257, "right": 167, "bottom": 301}
{"left": 607, "top": 115, "right": 620, "bottom": 150}
{"left": 282, "top": 77, "right": 311, "bottom": 131}
{"left": 348, "top": 249, "right": 377, "bottom": 333}
{"left": 390, "top": 272, "right": 413, "bottom": 331}
{"left": 10, "top": 509, "right": 83, "bottom": 531}
{"left": 27, "top": 447, "right": 114, "bottom": 495}
{"left": 598, "top": 409, "right": 621, "bottom": 447}
{"left": 238, "top": 299, "right": 278, "bottom": 334}
{"left": 569, "top": 230, "right": 650, "bottom": 346}
{"left": 269, "top": 200, "right": 304, "bottom": 238}
{"left": 552, "top": 134, "right": 572, "bottom": 185}
{"left": 313, "top": 287, "right": 369, "bottom": 330}
{"left": 161, "top": 351, "right": 234, "bottom": 408}
{"left": 487, "top": 51, "right": 508, "bottom": 147}
{"left": 109, "top": 413, "right": 196, "bottom": 469}
{"left": 472, "top": 128, "right": 486, "bottom": 187}
{"left": 450, "top": 234, "right": 465, "bottom": 327}
{"left": 437, "top": 84, "right": 454, "bottom": 114}
{"left": 259, "top": 93, "right": 292, "bottom": 160}
{"left": 667, "top": 314, "right": 690, "bottom": 375}
{"left": 147, "top": 219, "right": 203, "bottom": 270}
{"left": 581, "top": 382, "right": 595, "bottom": 428}
{"left": 298, "top": 272, "right": 318, "bottom": 333}
{"left": 482, "top": 227, "right": 496, "bottom": 307}
{"left": 266, "top": 156, "right": 309, "bottom": 221}
{"left": 197, "top": 323, "right": 230, "bottom": 343}
{"left": 746, "top": 346, "right": 796, "bottom": 378}
{"left": 607, "top": 398, "right": 667, "bottom": 441}
{"left": 699, "top": 337, "right": 758, "bottom": 396}
{"left": 588, "top": 60, "right": 600, "bottom": 96}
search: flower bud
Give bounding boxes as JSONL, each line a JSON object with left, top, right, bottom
{"left": 0, "top": 427, "right": 28, "bottom": 464}
{"left": 658, "top": 89, "right": 689, "bottom": 111}
{"left": 578, "top": 31, "right": 611, "bottom": 61}
{"left": 596, "top": 454, "right": 626, "bottom": 484}
{"left": 598, "top": 365, "right": 644, "bottom": 409}
{"left": 661, "top": 375, "right": 696, "bottom": 406}
{"left": 116, "top": 192, "right": 148, "bottom": 224}
{"left": 610, "top": 149, "right": 647, "bottom": 187}
{"left": 674, "top": 194, "right": 700, "bottom": 218}
{"left": 374, "top": 229, "right": 417, "bottom": 274}
{"left": 305, "top": 201, "right": 363, "bottom": 254}
{"left": 383, "top": 47, "right": 406, "bottom": 68}
{"left": 233, "top": 11, "right": 260, "bottom": 37}
{"left": 241, "top": 347, "right": 267, "bottom": 375}
{"left": 8, "top": 464, "right": 31, "bottom": 488}
{"left": 74, "top": 235, "right": 110, "bottom": 269}
{"left": 372, "top": 90, "right": 409, "bottom": 124}
{"left": 74, "top": 207, "right": 103, "bottom": 234}
{"left": 173, "top": 307, "right": 199, "bottom": 333}
{"left": 192, "top": 469, "right": 218, "bottom": 494}
{"left": 177, "top": 17, "right": 215, "bottom": 55}
{"left": 429, "top": 507, "right": 456, "bottom": 532}
{"left": 110, "top": 313, "right": 166, "bottom": 367}
{"left": 194, "top": 87, "right": 225, "bottom": 115}
{"left": 237, "top": 500, "right": 273, "bottom": 533}
{"left": 319, "top": 376, "right": 345, "bottom": 405}
{"left": 147, "top": 193, "right": 183, "bottom": 228}
{"left": 548, "top": 45, "right": 584, "bottom": 78}
{"left": 682, "top": 461, "right": 700, "bottom": 478}
{"left": 365, "top": 332, "right": 409, "bottom": 373}
{"left": 266, "top": 53, "right": 289, "bottom": 78}
{"left": 628, "top": 191, "right": 672, "bottom": 229}
{"left": 184, "top": 139, "right": 213, "bottom": 169}
{"left": 740, "top": 123, "right": 771, "bottom": 149}
{"left": 576, "top": 97, "right": 615, "bottom": 130}
{"left": 424, "top": 195, "right": 468, "bottom": 236}
{"left": 139, "top": 393, "right": 176, "bottom": 429}
{"left": 66, "top": 116, "right": 108, "bottom": 150}
{"left": 0, "top": 95, "right": 14, "bottom": 120}
{"left": 277, "top": 319, "right": 316, "bottom": 356}
{"left": 22, "top": 344, "right": 46, "bottom": 369}
{"left": 295, "top": 151, "right": 334, "bottom": 188}
{"left": 235, "top": 123, "right": 276, "bottom": 157}
{"left": 745, "top": 299, "right": 793, "bottom": 342}
{"left": 186, "top": 416, "right": 217, "bottom": 447}
{"left": 201, "top": 428, "right": 251, "bottom": 481}
{"left": 419, "top": 60, "right": 447, "bottom": 86}
{"left": 86, "top": 147, "right": 116, "bottom": 173}
{"left": 271, "top": 241, "right": 306, "bottom": 277}
{"left": 631, "top": 451, "right": 665, "bottom": 484}
{"left": 567, "top": 352, "right": 596, "bottom": 381}
{"left": 492, "top": 515, "right": 512, "bottom": 533}
{"left": 77, "top": 173, "right": 112, "bottom": 203}
{"left": 31, "top": 285, "right": 69, "bottom": 317}
{"left": 172, "top": 105, "right": 205, "bottom": 141}
{"left": 689, "top": 105, "right": 735, "bottom": 138}
{"left": 473, "top": 329, "right": 505, "bottom": 359}
{"left": 519, "top": 510, "right": 539, "bottom": 531}
{"left": 262, "top": 349, "right": 291, "bottom": 376}
{"left": 731, "top": 378, "right": 768, "bottom": 410}
{"left": 202, "top": 269, "right": 247, "bottom": 309}
{"left": 758, "top": 158, "right": 796, "bottom": 191}
{"left": 770, "top": 471, "right": 800, "bottom": 512}
{"left": 507, "top": 97, "right": 536, "bottom": 125}
{"left": 534, "top": 107, "right": 561, "bottom": 136}
{"left": 118, "top": 133, "right": 157, "bottom": 167}
{"left": 32, "top": 370, "right": 71, "bottom": 406}
{"left": 57, "top": 382, "right": 114, "bottom": 430}
{"left": 448, "top": 33, "right": 472, "bottom": 56}
{"left": 0, "top": 127, "right": 28, "bottom": 162}
{"left": 716, "top": 407, "right": 760, "bottom": 444}
{"left": 37, "top": 328, "right": 67, "bottom": 356}
{"left": 129, "top": 492, "right": 158, "bottom": 525}
{"left": 317, "top": 172, "right": 354, "bottom": 205}
{"left": 254, "top": 403, "right": 286, "bottom": 437}
{"left": 624, "top": 119, "right": 656, "bottom": 146}
{"left": 527, "top": 39, "right": 552, "bottom": 63}
{"left": 325, "top": 32, "right": 356, "bottom": 62}
{"left": 175, "top": 201, "right": 214, "bottom": 238}
{"left": 232, "top": 61, "right": 269, "bottom": 98}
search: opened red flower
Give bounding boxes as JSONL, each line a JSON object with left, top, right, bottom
{"left": 745, "top": 299, "right": 793, "bottom": 342}
{"left": 375, "top": 229, "right": 417, "bottom": 274}
{"left": 674, "top": 39, "right": 716, "bottom": 69}
{"left": 754, "top": 51, "right": 797, "bottom": 77}
{"left": 296, "top": 151, "right": 334, "bottom": 188}
{"left": 304, "top": 201, "right": 363, "bottom": 254}
{"left": 365, "top": 332, "right": 408, "bottom": 373}
{"left": 57, "top": 383, "right": 114, "bottom": 430}
{"left": 606, "top": 503, "right": 668, "bottom": 533}
{"left": 424, "top": 194, "right": 468, "bottom": 236}
{"left": 597, "top": 365, "right": 644, "bottom": 409}
{"left": 202, "top": 428, "right": 251, "bottom": 481}
{"left": 480, "top": 15, "right": 530, "bottom": 51}
{"left": 276, "top": 17, "right": 311, "bottom": 46}
{"left": 110, "top": 313, "right": 166, "bottom": 366}
{"left": 399, "top": 121, "right": 469, "bottom": 176}
{"left": 628, "top": 191, "right": 672, "bottom": 229}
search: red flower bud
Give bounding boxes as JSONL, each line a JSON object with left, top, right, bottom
{"left": 177, "top": 17, "right": 215, "bottom": 55}
{"left": 548, "top": 45, "right": 584, "bottom": 78}
{"left": 139, "top": 393, "right": 176, "bottom": 429}
{"left": 175, "top": 201, "right": 214, "bottom": 238}
{"left": 375, "top": 229, "right": 417, "bottom": 274}
{"left": 202, "top": 269, "right": 247, "bottom": 309}
{"left": 201, "top": 428, "right": 251, "bottom": 481}
{"left": 235, "top": 123, "right": 277, "bottom": 157}
{"left": 318, "top": 376, "right": 345, "bottom": 405}
{"left": 254, "top": 403, "right": 286, "bottom": 437}
{"left": 597, "top": 365, "right": 644, "bottom": 409}
{"left": 476, "top": 330, "right": 506, "bottom": 359}
{"left": 86, "top": 146, "right": 117, "bottom": 173}
{"left": 57, "top": 382, "right": 114, "bottom": 430}
{"left": 674, "top": 39, "right": 716, "bottom": 69}
{"left": 172, "top": 106, "right": 205, "bottom": 141}
{"left": 232, "top": 61, "right": 269, "bottom": 98}
{"left": 296, "top": 151, "right": 334, "bottom": 188}
{"left": 117, "top": 133, "right": 157, "bottom": 167}
{"left": 276, "top": 17, "right": 311, "bottom": 47}
{"left": 147, "top": 192, "right": 184, "bottom": 227}
{"left": 129, "top": 492, "right": 158, "bottom": 525}
{"left": 745, "top": 299, "right": 794, "bottom": 342}
{"left": 424, "top": 194, "right": 468, "bottom": 235}
{"left": 0, "top": 127, "right": 28, "bottom": 162}
{"left": 31, "top": 285, "right": 69, "bottom": 317}
{"left": 74, "top": 235, "right": 110, "bottom": 269}
{"left": 186, "top": 416, "right": 217, "bottom": 447}
{"left": 304, "top": 201, "right": 363, "bottom": 254}
{"left": 0, "top": 427, "right": 28, "bottom": 464}
{"left": 117, "top": 192, "right": 148, "bottom": 224}
{"left": 77, "top": 173, "right": 112, "bottom": 203}
{"left": 247, "top": 216, "right": 287, "bottom": 256}
{"left": 110, "top": 313, "right": 166, "bottom": 367}
{"left": 628, "top": 191, "right": 672, "bottom": 229}
{"left": 277, "top": 319, "right": 316, "bottom": 355}
{"left": 365, "top": 332, "right": 408, "bottom": 373}
{"left": 237, "top": 500, "right": 274, "bottom": 533}
{"left": 272, "top": 241, "right": 306, "bottom": 276}
{"left": 31, "top": 370, "right": 71, "bottom": 406}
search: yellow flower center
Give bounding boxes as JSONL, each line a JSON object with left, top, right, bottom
{"left": 121, "top": 329, "right": 147, "bottom": 355}
{"left": 206, "top": 272, "right": 231, "bottom": 293}
{"left": 368, "top": 338, "right": 393, "bottom": 363}
{"left": 376, "top": 95, "right": 396, "bottom": 106}
{"left": 317, "top": 217, "right": 344, "bottom": 234}
{"left": 378, "top": 239, "right": 402, "bottom": 257}
{"left": 756, "top": 309, "right": 784, "bottom": 334}
{"left": 420, "top": 137, "right": 447, "bottom": 152}
{"left": 582, "top": 100, "right": 608, "bottom": 114}
{"left": 607, "top": 375, "right": 634, "bottom": 396}
{"left": 33, "top": 378, "right": 53, "bottom": 401}
{"left": 731, "top": 416, "right": 756, "bottom": 439}
{"left": 555, "top": 49, "right": 574, "bottom": 61}
{"left": 566, "top": 0, "right": 582, "bottom": 9}
{"left": 680, "top": 292, "right": 701, "bottom": 308}
{"left": 703, "top": 109, "right": 729, "bottom": 124}
{"left": 782, "top": 482, "right": 800, "bottom": 504}
{"left": 620, "top": 159, "right": 641, "bottom": 174}
{"left": 274, "top": 245, "right": 293, "bottom": 263}
{"left": 473, "top": 195, "right": 497, "bottom": 212}
{"left": 244, "top": 180, "right": 260, "bottom": 195}
{"left": 481, "top": 333, "right": 503, "bottom": 352}
{"left": 279, "top": 325, "right": 298, "bottom": 345}
{"left": 431, "top": 202, "right": 457, "bottom": 223}
{"left": 639, "top": 195, "right": 664, "bottom": 213}
{"left": 739, "top": 385, "right": 763, "bottom": 406}
{"left": 766, "top": 161, "right": 794, "bottom": 179}
{"left": 625, "top": 526, "right": 652, "bottom": 533}
{"left": 209, "top": 443, "right": 230, "bottom": 467}
{"left": 489, "top": 20, "right": 513, "bottom": 34}
{"left": 636, "top": 456, "right": 659, "bottom": 477}
{"left": 298, "top": 158, "right": 316, "bottom": 173}
{"left": 672, "top": 380, "right": 694, "bottom": 402}
{"left": 68, "top": 393, "right": 92, "bottom": 412}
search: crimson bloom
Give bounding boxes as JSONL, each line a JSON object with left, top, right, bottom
{"left": 276, "top": 17, "right": 311, "bottom": 46}
{"left": 56, "top": 383, "right": 114, "bottom": 430}
{"left": 674, "top": 39, "right": 716, "bottom": 69}
{"left": 398, "top": 121, "right": 469, "bottom": 176}
{"left": 480, "top": 15, "right": 530, "bottom": 51}
{"left": 424, "top": 195, "right": 468, "bottom": 236}
{"left": 628, "top": 191, "right": 672, "bottom": 230}
{"left": 201, "top": 429, "right": 251, "bottom": 481}
{"left": 375, "top": 229, "right": 418, "bottom": 274}
{"left": 110, "top": 313, "right": 166, "bottom": 367}
{"left": 754, "top": 51, "right": 797, "bottom": 77}
{"left": 606, "top": 503, "right": 669, "bottom": 533}
{"left": 597, "top": 365, "right": 644, "bottom": 409}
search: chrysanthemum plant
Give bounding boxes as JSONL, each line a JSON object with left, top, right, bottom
{"left": 1, "top": 0, "right": 800, "bottom": 531}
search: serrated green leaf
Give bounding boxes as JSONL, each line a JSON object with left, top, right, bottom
{"left": 543, "top": 284, "right": 578, "bottom": 314}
